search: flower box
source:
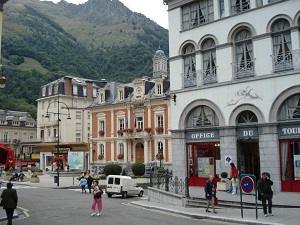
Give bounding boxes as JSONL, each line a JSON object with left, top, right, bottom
{"left": 117, "top": 154, "right": 124, "bottom": 159}
{"left": 98, "top": 155, "right": 104, "bottom": 160}
{"left": 30, "top": 177, "right": 40, "bottom": 183}
{"left": 217, "top": 181, "right": 230, "bottom": 191}
{"left": 98, "top": 130, "right": 105, "bottom": 136}
{"left": 117, "top": 130, "right": 123, "bottom": 135}
{"left": 136, "top": 128, "right": 143, "bottom": 132}
{"left": 155, "top": 127, "right": 163, "bottom": 133}
{"left": 144, "top": 128, "right": 152, "bottom": 133}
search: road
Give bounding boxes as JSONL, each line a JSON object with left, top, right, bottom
{"left": 0, "top": 185, "right": 240, "bottom": 225}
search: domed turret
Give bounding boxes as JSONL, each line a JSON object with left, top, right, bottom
{"left": 153, "top": 49, "right": 168, "bottom": 79}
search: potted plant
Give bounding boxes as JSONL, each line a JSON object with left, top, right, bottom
{"left": 30, "top": 173, "right": 40, "bottom": 183}
{"left": 35, "top": 169, "right": 44, "bottom": 176}
{"left": 144, "top": 128, "right": 152, "bottom": 133}
{"left": 117, "top": 130, "right": 123, "bottom": 135}
{"left": 136, "top": 128, "right": 143, "bottom": 132}
{"left": 128, "top": 129, "right": 133, "bottom": 133}
{"left": 217, "top": 172, "right": 230, "bottom": 191}
{"left": 98, "top": 130, "right": 105, "bottom": 136}
{"left": 155, "top": 127, "right": 163, "bottom": 133}
{"left": 98, "top": 154, "right": 104, "bottom": 160}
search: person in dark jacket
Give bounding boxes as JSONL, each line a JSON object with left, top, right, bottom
{"left": 257, "top": 172, "right": 273, "bottom": 217}
{"left": 1, "top": 182, "right": 18, "bottom": 225}
{"left": 204, "top": 175, "right": 217, "bottom": 213}
{"left": 87, "top": 175, "right": 94, "bottom": 193}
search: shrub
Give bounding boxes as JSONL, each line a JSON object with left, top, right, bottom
{"left": 93, "top": 174, "right": 107, "bottom": 180}
{"left": 103, "top": 163, "right": 122, "bottom": 176}
{"left": 157, "top": 167, "right": 166, "bottom": 174}
{"left": 131, "top": 162, "right": 145, "bottom": 176}
{"left": 31, "top": 173, "right": 38, "bottom": 178}
{"left": 221, "top": 172, "right": 228, "bottom": 178}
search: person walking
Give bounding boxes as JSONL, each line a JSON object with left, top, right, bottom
{"left": 204, "top": 175, "right": 217, "bottom": 213}
{"left": 79, "top": 176, "right": 87, "bottom": 193}
{"left": 91, "top": 180, "right": 103, "bottom": 217}
{"left": 1, "top": 183, "right": 18, "bottom": 225}
{"left": 257, "top": 172, "right": 273, "bottom": 217}
{"left": 228, "top": 163, "right": 238, "bottom": 193}
{"left": 87, "top": 175, "right": 94, "bottom": 193}
{"left": 231, "top": 174, "right": 239, "bottom": 195}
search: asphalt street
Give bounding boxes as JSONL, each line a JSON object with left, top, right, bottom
{"left": 0, "top": 186, "right": 241, "bottom": 225}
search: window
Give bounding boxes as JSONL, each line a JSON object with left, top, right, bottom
{"left": 48, "top": 85, "right": 53, "bottom": 95}
{"left": 119, "top": 119, "right": 125, "bottom": 130}
{"left": 83, "top": 101, "right": 87, "bottom": 108}
{"left": 83, "top": 86, "right": 87, "bottom": 96}
{"left": 87, "top": 123, "right": 90, "bottom": 132}
{"left": 54, "top": 83, "right": 58, "bottom": 94}
{"left": 3, "top": 132, "right": 8, "bottom": 143}
{"left": 234, "top": 29, "right": 254, "bottom": 77}
{"left": 157, "top": 115, "right": 164, "bottom": 128}
{"left": 99, "top": 120, "right": 105, "bottom": 131}
{"left": 87, "top": 112, "right": 90, "bottom": 119}
{"left": 48, "top": 128, "right": 51, "bottom": 137}
{"left": 29, "top": 133, "right": 34, "bottom": 140}
{"left": 157, "top": 84, "right": 162, "bottom": 95}
{"left": 76, "top": 133, "right": 81, "bottom": 142}
{"left": 40, "top": 130, "right": 44, "bottom": 139}
{"left": 76, "top": 111, "right": 81, "bottom": 119}
{"left": 202, "top": 38, "right": 217, "bottom": 84}
{"left": 73, "top": 100, "right": 77, "bottom": 108}
{"left": 183, "top": 44, "right": 197, "bottom": 87}
{"left": 93, "top": 88, "right": 97, "bottom": 97}
{"left": 231, "top": 0, "right": 250, "bottom": 15}
{"left": 76, "top": 123, "right": 81, "bottom": 131}
{"left": 237, "top": 110, "right": 258, "bottom": 124}
{"left": 118, "top": 143, "right": 124, "bottom": 155}
{"left": 13, "top": 133, "right": 18, "bottom": 143}
{"left": 136, "top": 117, "right": 143, "bottom": 129}
{"left": 119, "top": 90, "right": 124, "bottom": 101}
{"left": 25, "top": 122, "right": 34, "bottom": 127}
{"left": 278, "top": 94, "right": 300, "bottom": 121}
{"left": 272, "top": 19, "right": 292, "bottom": 72}
{"left": 100, "top": 93, "right": 104, "bottom": 103}
{"left": 182, "top": 0, "right": 214, "bottom": 30}
{"left": 22, "top": 133, "right": 27, "bottom": 140}
{"left": 219, "top": 0, "right": 224, "bottom": 18}
{"left": 73, "top": 85, "right": 78, "bottom": 95}
{"left": 187, "top": 105, "right": 219, "bottom": 127}
{"left": 54, "top": 129, "right": 57, "bottom": 138}
{"left": 99, "top": 144, "right": 105, "bottom": 155}
{"left": 12, "top": 121, "right": 19, "bottom": 126}
{"left": 157, "top": 141, "right": 164, "bottom": 155}
{"left": 256, "top": 0, "right": 263, "bottom": 7}
{"left": 42, "top": 87, "right": 46, "bottom": 96}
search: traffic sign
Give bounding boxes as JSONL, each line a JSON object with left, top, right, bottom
{"left": 240, "top": 176, "right": 255, "bottom": 193}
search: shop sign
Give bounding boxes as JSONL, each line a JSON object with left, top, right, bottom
{"left": 31, "top": 154, "right": 40, "bottom": 159}
{"left": 279, "top": 125, "right": 300, "bottom": 137}
{"left": 186, "top": 130, "right": 219, "bottom": 140}
{"left": 237, "top": 128, "right": 258, "bottom": 138}
{"left": 24, "top": 153, "right": 31, "bottom": 160}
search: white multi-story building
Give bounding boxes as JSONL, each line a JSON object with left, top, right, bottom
{"left": 164, "top": 0, "right": 300, "bottom": 192}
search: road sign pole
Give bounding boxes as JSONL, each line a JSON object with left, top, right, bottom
{"left": 240, "top": 174, "right": 243, "bottom": 218}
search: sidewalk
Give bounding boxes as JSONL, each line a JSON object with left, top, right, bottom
{"left": 1, "top": 175, "right": 300, "bottom": 224}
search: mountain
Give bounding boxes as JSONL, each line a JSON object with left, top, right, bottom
{"left": 0, "top": 0, "right": 169, "bottom": 118}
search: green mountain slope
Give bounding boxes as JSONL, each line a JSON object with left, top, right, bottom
{"left": 0, "top": 0, "right": 169, "bottom": 118}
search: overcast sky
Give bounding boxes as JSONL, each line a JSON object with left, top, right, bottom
{"left": 42, "top": 0, "right": 168, "bottom": 29}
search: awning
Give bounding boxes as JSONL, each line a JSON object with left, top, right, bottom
{"left": 15, "top": 161, "right": 38, "bottom": 167}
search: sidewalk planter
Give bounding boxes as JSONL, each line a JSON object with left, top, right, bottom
{"left": 217, "top": 181, "right": 230, "bottom": 191}
{"left": 35, "top": 172, "right": 44, "bottom": 176}
{"left": 30, "top": 177, "right": 40, "bottom": 183}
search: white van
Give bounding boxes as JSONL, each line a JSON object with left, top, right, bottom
{"left": 106, "top": 175, "right": 144, "bottom": 198}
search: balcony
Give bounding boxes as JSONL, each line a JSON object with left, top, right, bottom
{"left": 232, "top": 59, "right": 255, "bottom": 78}
{"left": 182, "top": 71, "right": 198, "bottom": 87}
{"left": 182, "top": 68, "right": 218, "bottom": 88}
{"left": 231, "top": 1, "right": 250, "bottom": 15}
{"left": 271, "top": 50, "right": 300, "bottom": 73}
{"left": 201, "top": 67, "right": 218, "bottom": 84}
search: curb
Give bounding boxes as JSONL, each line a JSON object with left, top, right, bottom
{"left": 130, "top": 202, "right": 284, "bottom": 225}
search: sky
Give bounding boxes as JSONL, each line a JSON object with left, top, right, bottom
{"left": 42, "top": 0, "right": 168, "bottom": 29}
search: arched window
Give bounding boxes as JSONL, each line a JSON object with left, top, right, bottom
{"left": 278, "top": 94, "right": 300, "bottom": 121}
{"left": 157, "top": 141, "right": 164, "bottom": 159}
{"left": 187, "top": 106, "right": 219, "bottom": 127}
{"left": 202, "top": 38, "right": 217, "bottom": 84}
{"left": 234, "top": 29, "right": 254, "bottom": 78}
{"left": 271, "top": 19, "right": 292, "bottom": 72}
{"left": 118, "top": 143, "right": 124, "bottom": 155}
{"left": 231, "top": 0, "right": 250, "bottom": 15}
{"left": 237, "top": 110, "right": 258, "bottom": 124}
{"left": 99, "top": 144, "right": 105, "bottom": 155}
{"left": 183, "top": 44, "right": 197, "bottom": 87}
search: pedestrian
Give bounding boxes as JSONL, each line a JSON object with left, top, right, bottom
{"left": 257, "top": 172, "right": 273, "bottom": 217}
{"left": 204, "top": 175, "right": 217, "bottom": 213}
{"left": 228, "top": 163, "right": 238, "bottom": 193}
{"left": 1, "top": 183, "right": 18, "bottom": 225}
{"left": 79, "top": 176, "right": 87, "bottom": 193}
{"left": 91, "top": 180, "right": 103, "bottom": 217}
{"left": 87, "top": 175, "right": 94, "bottom": 193}
{"left": 231, "top": 174, "right": 239, "bottom": 195}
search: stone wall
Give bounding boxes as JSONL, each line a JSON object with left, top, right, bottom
{"left": 148, "top": 187, "right": 185, "bottom": 207}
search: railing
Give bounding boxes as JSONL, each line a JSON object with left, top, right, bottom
{"left": 271, "top": 50, "right": 300, "bottom": 72}
{"left": 182, "top": 71, "right": 198, "bottom": 87}
{"left": 149, "top": 173, "right": 190, "bottom": 197}
{"left": 201, "top": 67, "right": 218, "bottom": 84}
{"left": 231, "top": 1, "right": 250, "bottom": 15}
{"left": 232, "top": 59, "right": 255, "bottom": 78}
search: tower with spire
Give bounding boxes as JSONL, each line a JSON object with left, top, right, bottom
{"left": 153, "top": 48, "right": 168, "bottom": 79}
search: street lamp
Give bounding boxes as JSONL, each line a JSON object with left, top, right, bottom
{"left": 45, "top": 94, "right": 71, "bottom": 187}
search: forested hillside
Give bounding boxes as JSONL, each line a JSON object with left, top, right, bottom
{"left": 0, "top": 0, "right": 169, "bottom": 118}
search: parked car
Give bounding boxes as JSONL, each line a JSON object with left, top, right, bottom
{"left": 106, "top": 175, "right": 143, "bottom": 198}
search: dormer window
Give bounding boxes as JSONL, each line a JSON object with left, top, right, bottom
{"left": 99, "top": 90, "right": 105, "bottom": 104}
{"left": 54, "top": 83, "right": 58, "bottom": 94}
{"left": 83, "top": 86, "right": 87, "bottom": 96}
{"left": 48, "top": 85, "right": 53, "bottom": 95}
{"left": 93, "top": 88, "right": 97, "bottom": 97}
{"left": 119, "top": 90, "right": 124, "bottom": 101}
{"left": 42, "top": 87, "right": 46, "bottom": 96}
{"left": 157, "top": 84, "right": 162, "bottom": 95}
{"left": 73, "top": 85, "right": 78, "bottom": 95}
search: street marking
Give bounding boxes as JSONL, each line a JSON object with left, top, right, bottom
{"left": 0, "top": 185, "right": 38, "bottom": 189}
{"left": 0, "top": 206, "right": 30, "bottom": 224}
{"left": 125, "top": 203, "right": 238, "bottom": 225}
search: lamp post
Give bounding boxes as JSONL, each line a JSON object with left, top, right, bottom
{"left": 45, "top": 94, "right": 71, "bottom": 187}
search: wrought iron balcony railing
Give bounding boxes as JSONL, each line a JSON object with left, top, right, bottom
{"left": 232, "top": 59, "right": 255, "bottom": 78}
{"left": 271, "top": 50, "right": 299, "bottom": 73}
{"left": 201, "top": 67, "right": 218, "bottom": 84}
{"left": 182, "top": 71, "right": 198, "bottom": 87}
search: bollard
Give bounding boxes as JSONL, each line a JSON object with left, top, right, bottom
{"left": 73, "top": 172, "right": 74, "bottom": 185}
{"left": 165, "top": 174, "right": 169, "bottom": 192}
{"left": 185, "top": 177, "right": 190, "bottom": 198}
{"left": 175, "top": 176, "right": 178, "bottom": 194}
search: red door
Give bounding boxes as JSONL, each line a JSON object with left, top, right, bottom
{"left": 280, "top": 140, "right": 300, "bottom": 192}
